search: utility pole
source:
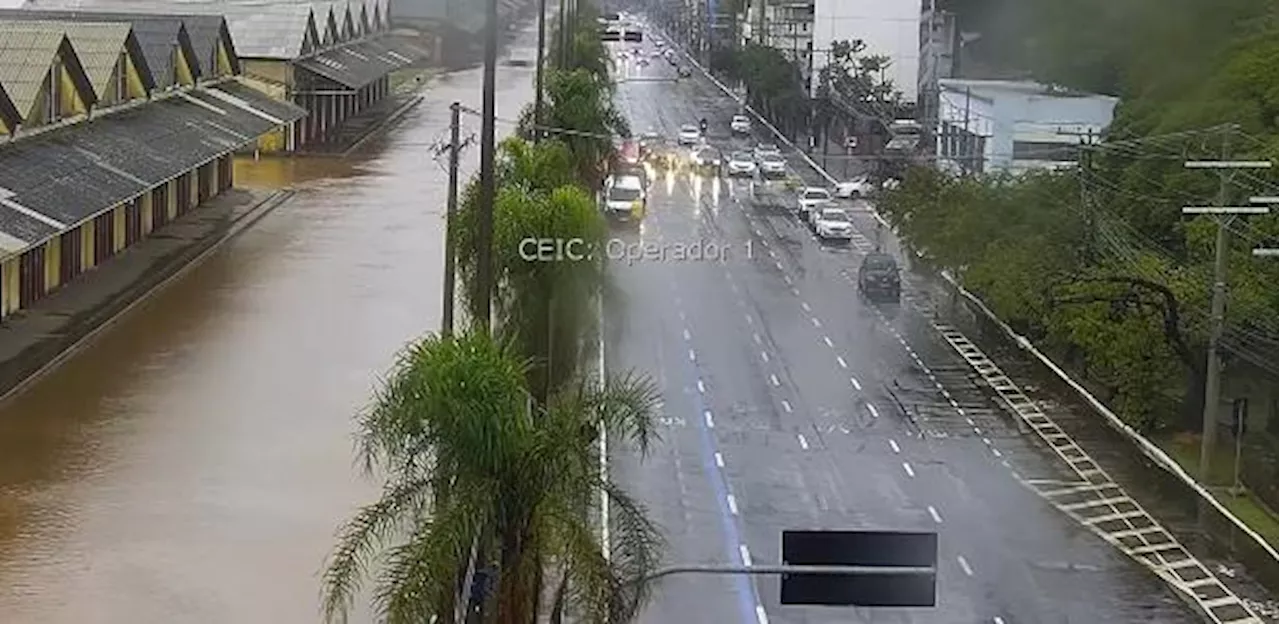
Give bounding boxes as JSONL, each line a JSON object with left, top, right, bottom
{"left": 475, "top": 0, "right": 498, "bottom": 334}
{"left": 442, "top": 102, "right": 461, "bottom": 335}
{"left": 1181, "top": 156, "right": 1273, "bottom": 485}
{"left": 1057, "top": 128, "right": 1099, "bottom": 257}
{"left": 534, "top": 0, "right": 548, "bottom": 140}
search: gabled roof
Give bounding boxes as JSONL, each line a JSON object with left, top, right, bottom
{"left": 337, "top": 3, "right": 354, "bottom": 41}
{"left": 0, "top": 21, "right": 96, "bottom": 122}
{"left": 371, "top": 0, "right": 382, "bottom": 31}
{"left": 2, "top": 20, "right": 155, "bottom": 99}
{"left": 0, "top": 9, "right": 201, "bottom": 90}
{"left": 314, "top": 2, "right": 339, "bottom": 46}
{"left": 355, "top": 2, "right": 369, "bottom": 36}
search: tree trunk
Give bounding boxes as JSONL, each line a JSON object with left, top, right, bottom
{"left": 494, "top": 520, "right": 536, "bottom": 624}
{"left": 548, "top": 568, "right": 570, "bottom": 624}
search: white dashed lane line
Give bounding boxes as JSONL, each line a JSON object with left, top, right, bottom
{"left": 888, "top": 439, "right": 900, "bottom": 454}
{"left": 902, "top": 462, "right": 916, "bottom": 478}
{"left": 769, "top": 374, "right": 780, "bottom": 386}
{"left": 697, "top": 379, "right": 706, "bottom": 393}
{"left": 800, "top": 301, "right": 811, "bottom": 312}
{"left": 811, "top": 317, "right": 822, "bottom": 328}
{"left": 865, "top": 404, "right": 879, "bottom": 418}
{"left": 714, "top": 452, "right": 725, "bottom": 468}
{"left": 957, "top": 555, "right": 974, "bottom": 577}
{"left": 755, "top": 604, "right": 770, "bottom": 624}
{"left": 738, "top": 543, "right": 753, "bottom": 566}
{"left": 683, "top": 328, "right": 691, "bottom": 340}
{"left": 688, "top": 349, "right": 697, "bottom": 362}
{"left": 726, "top": 493, "right": 739, "bottom": 516}
{"left": 704, "top": 410, "right": 715, "bottom": 428}
{"left": 760, "top": 351, "right": 769, "bottom": 363}
{"left": 836, "top": 356, "right": 848, "bottom": 369}
{"left": 823, "top": 336, "right": 834, "bottom": 347}
{"left": 797, "top": 433, "right": 809, "bottom": 450}
{"left": 780, "top": 399, "right": 793, "bottom": 413}
{"left": 928, "top": 505, "right": 943, "bottom": 524}
{"left": 752, "top": 333, "right": 762, "bottom": 344}
{"left": 849, "top": 377, "right": 862, "bottom": 391}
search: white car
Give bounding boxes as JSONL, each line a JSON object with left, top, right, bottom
{"left": 602, "top": 175, "right": 646, "bottom": 220}
{"left": 730, "top": 115, "right": 751, "bottom": 134}
{"left": 677, "top": 124, "right": 701, "bottom": 146}
{"left": 834, "top": 176, "right": 874, "bottom": 199}
{"left": 813, "top": 208, "right": 854, "bottom": 240}
{"left": 726, "top": 151, "right": 757, "bottom": 176}
{"left": 758, "top": 153, "right": 786, "bottom": 177}
{"left": 753, "top": 143, "right": 781, "bottom": 161}
{"left": 797, "top": 187, "right": 833, "bottom": 220}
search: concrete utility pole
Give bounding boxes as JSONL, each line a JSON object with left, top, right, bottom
{"left": 476, "top": 0, "right": 499, "bottom": 334}
{"left": 534, "top": 0, "right": 548, "bottom": 140}
{"left": 1181, "top": 157, "right": 1274, "bottom": 484}
{"left": 442, "top": 102, "right": 461, "bottom": 335}
{"left": 1057, "top": 128, "right": 1100, "bottom": 257}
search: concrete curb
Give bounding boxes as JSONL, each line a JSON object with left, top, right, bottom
{"left": 0, "top": 188, "right": 296, "bottom": 407}
{"left": 668, "top": 32, "right": 1279, "bottom": 565}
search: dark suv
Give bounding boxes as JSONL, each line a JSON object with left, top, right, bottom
{"left": 857, "top": 252, "right": 901, "bottom": 302}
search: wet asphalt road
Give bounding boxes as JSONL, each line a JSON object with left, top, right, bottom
{"left": 0, "top": 24, "right": 542, "bottom": 623}
{"left": 604, "top": 36, "right": 1202, "bottom": 624}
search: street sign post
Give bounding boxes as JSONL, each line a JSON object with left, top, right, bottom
{"left": 780, "top": 530, "right": 938, "bottom": 607}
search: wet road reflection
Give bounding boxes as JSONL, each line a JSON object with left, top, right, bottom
{"left": 0, "top": 30, "right": 539, "bottom": 624}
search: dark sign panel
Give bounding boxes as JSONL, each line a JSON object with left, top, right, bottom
{"left": 780, "top": 530, "right": 937, "bottom": 607}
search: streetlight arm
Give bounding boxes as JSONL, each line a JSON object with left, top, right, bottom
{"left": 639, "top": 563, "right": 935, "bottom": 583}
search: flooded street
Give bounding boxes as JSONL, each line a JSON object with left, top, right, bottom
{"left": 0, "top": 28, "right": 539, "bottom": 623}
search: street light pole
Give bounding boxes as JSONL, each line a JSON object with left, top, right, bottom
{"left": 1181, "top": 158, "right": 1273, "bottom": 484}
{"left": 442, "top": 102, "right": 461, "bottom": 335}
{"left": 475, "top": 0, "right": 500, "bottom": 334}
{"left": 534, "top": 0, "right": 548, "bottom": 141}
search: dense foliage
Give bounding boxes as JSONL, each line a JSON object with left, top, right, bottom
{"left": 881, "top": 0, "right": 1278, "bottom": 442}
{"left": 323, "top": 4, "right": 665, "bottom": 622}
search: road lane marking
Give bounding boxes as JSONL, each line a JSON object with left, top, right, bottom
{"left": 774, "top": 260, "right": 783, "bottom": 270}
{"left": 928, "top": 505, "right": 943, "bottom": 524}
{"left": 836, "top": 356, "right": 848, "bottom": 369}
{"left": 797, "top": 433, "right": 809, "bottom": 450}
{"left": 781, "top": 400, "right": 793, "bottom": 413}
{"left": 992, "top": 448, "right": 1003, "bottom": 458}
{"left": 790, "top": 287, "right": 800, "bottom": 296}
{"left": 755, "top": 604, "right": 770, "bottom": 624}
{"left": 715, "top": 452, "right": 725, "bottom": 468}
{"left": 738, "top": 543, "right": 753, "bottom": 566}
{"left": 683, "top": 328, "right": 691, "bottom": 340}
{"left": 726, "top": 494, "right": 739, "bottom": 515}
{"left": 982, "top": 437, "right": 991, "bottom": 445}
{"left": 704, "top": 410, "right": 715, "bottom": 428}
{"left": 889, "top": 439, "right": 900, "bottom": 454}
{"left": 689, "top": 349, "right": 697, "bottom": 361}
{"left": 745, "top": 314, "right": 753, "bottom": 324}
{"left": 902, "top": 462, "right": 915, "bottom": 478}
{"left": 769, "top": 373, "right": 780, "bottom": 386}
{"left": 800, "top": 301, "right": 811, "bottom": 312}
{"left": 850, "top": 377, "right": 863, "bottom": 391}
{"left": 994, "top": 618, "right": 1006, "bottom": 624}
{"left": 823, "top": 336, "right": 833, "bottom": 347}
{"left": 811, "top": 317, "right": 821, "bottom": 328}
{"left": 957, "top": 555, "right": 974, "bottom": 576}
{"left": 697, "top": 379, "right": 706, "bottom": 393}
{"left": 753, "top": 333, "right": 762, "bottom": 344}
{"left": 783, "top": 275, "right": 792, "bottom": 284}
{"left": 760, "top": 351, "right": 770, "bottom": 362}
{"left": 866, "top": 404, "right": 880, "bottom": 418}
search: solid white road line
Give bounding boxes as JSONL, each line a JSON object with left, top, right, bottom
{"left": 755, "top": 604, "right": 770, "bottom": 624}
{"left": 889, "top": 439, "right": 900, "bottom": 454}
{"left": 902, "top": 462, "right": 915, "bottom": 478}
{"left": 928, "top": 505, "right": 943, "bottom": 524}
{"left": 714, "top": 452, "right": 725, "bottom": 468}
{"left": 866, "top": 404, "right": 880, "bottom": 418}
{"left": 797, "top": 433, "right": 809, "bottom": 450}
{"left": 781, "top": 399, "right": 793, "bottom": 413}
{"left": 738, "top": 543, "right": 753, "bottom": 566}
{"left": 726, "top": 494, "right": 739, "bottom": 515}
{"left": 957, "top": 555, "right": 974, "bottom": 576}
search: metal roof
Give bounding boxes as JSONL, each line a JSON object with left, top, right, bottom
{"left": 0, "top": 84, "right": 19, "bottom": 131}
{"left": 294, "top": 36, "right": 401, "bottom": 88}
{"left": 0, "top": 9, "right": 200, "bottom": 90}
{"left": 0, "top": 81, "right": 304, "bottom": 249}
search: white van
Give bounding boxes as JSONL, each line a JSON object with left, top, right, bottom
{"left": 603, "top": 175, "right": 646, "bottom": 221}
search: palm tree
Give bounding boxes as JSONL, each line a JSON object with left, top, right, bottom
{"left": 321, "top": 329, "right": 664, "bottom": 623}
{"left": 454, "top": 139, "right": 611, "bottom": 403}
{"left": 518, "top": 68, "right": 629, "bottom": 187}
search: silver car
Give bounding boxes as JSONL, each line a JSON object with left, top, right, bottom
{"left": 758, "top": 153, "right": 786, "bottom": 177}
{"left": 726, "top": 151, "right": 757, "bottom": 177}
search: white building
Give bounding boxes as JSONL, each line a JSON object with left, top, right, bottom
{"left": 936, "top": 79, "right": 1119, "bottom": 174}
{"left": 742, "top": 0, "right": 920, "bottom": 102}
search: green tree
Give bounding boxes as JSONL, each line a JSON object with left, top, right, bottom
{"left": 320, "top": 329, "right": 663, "bottom": 624}
{"left": 519, "top": 68, "right": 629, "bottom": 187}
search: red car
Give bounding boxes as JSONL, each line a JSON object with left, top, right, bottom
{"left": 619, "top": 139, "right": 641, "bottom": 165}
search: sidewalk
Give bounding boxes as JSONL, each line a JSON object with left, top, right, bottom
{"left": 0, "top": 188, "right": 294, "bottom": 403}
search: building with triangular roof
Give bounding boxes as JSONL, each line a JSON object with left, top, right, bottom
{"left": 0, "top": 22, "right": 96, "bottom": 130}
{"left": 0, "top": 11, "right": 306, "bottom": 320}
{"left": 0, "top": 9, "right": 204, "bottom": 91}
